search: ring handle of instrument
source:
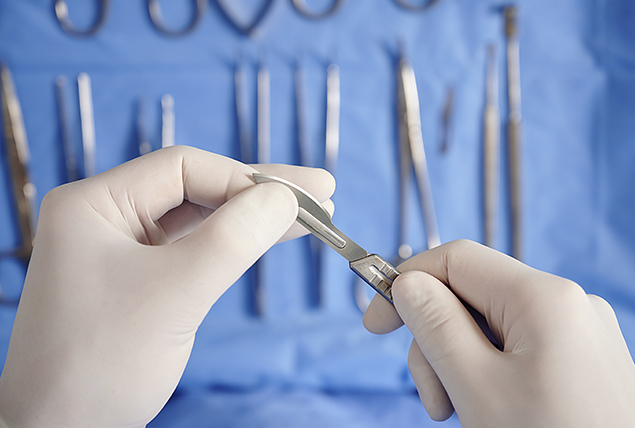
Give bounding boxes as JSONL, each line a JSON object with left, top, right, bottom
{"left": 392, "top": 0, "right": 442, "bottom": 12}
{"left": 291, "top": 0, "right": 344, "bottom": 20}
{"left": 54, "top": 0, "right": 110, "bottom": 37}
{"left": 147, "top": 0, "right": 207, "bottom": 37}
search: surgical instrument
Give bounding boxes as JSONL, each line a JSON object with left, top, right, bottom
{"left": 234, "top": 55, "right": 252, "bottom": 163}
{"left": 292, "top": 0, "right": 345, "bottom": 20}
{"left": 137, "top": 97, "right": 152, "bottom": 156}
{"left": 55, "top": 0, "right": 110, "bottom": 37}
{"left": 393, "top": 0, "right": 442, "bottom": 12}
{"left": 325, "top": 63, "right": 340, "bottom": 176}
{"left": 215, "top": 0, "right": 275, "bottom": 37}
{"left": 1, "top": 63, "right": 36, "bottom": 304}
{"left": 440, "top": 85, "right": 454, "bottom": 153}
{"left": 147, "top": 0, "right": 207, "bottom": 37}
{"left": 161, "top": 94, "right": 175, "bottom": 148}
{"left": 252, "top": 56, "right": 271, "bottom": 317}
{"left": 397, "top": 43, "right": 441, "bottom": 250}
{"left": 55, "top": 75, "right": 78, "bottom": 182}
{"left": 257, "top": 57, "right": 270, "bottom": 166}
{"left": 504, "top": 5, "right": 522, "bottom": 260}
{"left": 254, "top": 174, "right": 399, "bottom": 304}
{"left": 78, "top": 72, "right": 96, "bottom": 177}
{"left": 294, "top": 57, "right": 321, "bottom": 307}
{"left": 294, "top": 58, "right": 311, "bottom": 168}
{"left": 483, "top": 44, "right": 500, "bottom": 248}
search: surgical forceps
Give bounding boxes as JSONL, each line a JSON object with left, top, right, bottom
{"left": 354, "top": 44, "right": 441, "bottom": 311}
{"left": 396, "top": 43, "right": 440, "bottom": 251}
{"left": 504, "top": 5, "right": 522, "bottom": 260}
{"left": 0, "top": 64, "right": 36, "bottom": 305}
{"left": 291, "top": 0, "right": 344, "bottom": 20}
{"left": 254, "top": 174, "right": 399, "bottom": 304}
{"left": 55, "top": 0, "right": 110, "bottom": 37}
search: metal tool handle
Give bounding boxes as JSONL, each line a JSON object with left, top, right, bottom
{"left": 483, "top": 105, "right": 500, "bottom": 248}
{"left": 483, "top": 44, "right": 500, "bottom": 248}
{"left": 508, "top": 118, "right": 522, "bottom": 260}
{"left": 350, "top": 254, "right": 399, "bottom": 304}
{"left": 78, "top": 72, "right": 96, "bottom": 177}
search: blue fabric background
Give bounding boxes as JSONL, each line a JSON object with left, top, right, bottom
{"left": 1, "top": 0, "right": 634, "bottom": 426}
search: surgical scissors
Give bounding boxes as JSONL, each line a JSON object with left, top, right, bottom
{"left": 291, "top": 0, "right": 344, "bottom": 20}
{"left": 392, "top": 0, "right": 442, "bottom": 12}
{"left": 148, "top": 0, "right": 207, "bottom": 37}
{"left": 254, "top": 174, "right": 399, "bottom": 304}
{"left": 55, "top": 0, "right": 110, "bottom": 37}
{"left": 1, "top": 64, "right": 37, "bottom": 305}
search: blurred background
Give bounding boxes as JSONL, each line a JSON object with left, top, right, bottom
{"left": 1, "top": 0, "right": 635, "bottom": 426}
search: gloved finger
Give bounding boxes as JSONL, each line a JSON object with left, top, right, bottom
{"left": 78, "top": 146, "right": 334, "bottom": 245}
{"left": 252, "top": 163, "right": 335, "bottom": 243}
{"left": 362, "top": 292, "right": 403, "bottom": 334}
{"left": 156, "top": 186, "right": 333, "bottom": 244}
{"left": 392, "top": 270, "right": 497, "bottom": 396}
{"left": 395, "top": 240, "right": 558, "bottom": 346}
{"left": 157, "top": 200, "right": 213, "bottom": 243}
{"left": 155, "top": 182, "right": 298, "bottom": 313}
{"left": 252, "top": 163, "right": 335, "bottom": 203}
{"left": 408, "top": 338, "right": 454, "bottom": 421}
{"left": 362, "top": 257, "right": 414, "bottom": 334}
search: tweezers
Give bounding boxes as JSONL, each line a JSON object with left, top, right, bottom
{"left": 253, "top": 173, "right": 399, "bottom": 304}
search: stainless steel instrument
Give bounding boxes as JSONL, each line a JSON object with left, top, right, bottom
{"left": 253, "top": 57, "right": 271, "bottom": 317}
{"left": 137, "top": 97, "right": 152, "bottom": 156}
{"left": 397, "top": 46, "right": 441, "bottom": 251}
{"left": 147, "top": 0, "right": 207, "bottom": 37}
{"left": 55, "top": 0, "right": 110, "bottom": 37}
{"left": 55, "top": 75, "right": 79, "bottom": 182}
{"left": 78, "top": 72, "right": 96, "bottom": 177}
{"left": 483, "top": 44, "right": 500, "bottom": 248}
{"left": 504, "top": 5, "right": 523, "bottom": 260}
{"left": 292, "top": 0, "right": 345, "bottom": 20}
{"left": 254, "top": 174, "right": 399, "bottom": 304}
{"left": 161, "top": 94, "right": 175, "bottom": 148}
{"left": 1, "top": 63, "right": 36, "bottom": 304}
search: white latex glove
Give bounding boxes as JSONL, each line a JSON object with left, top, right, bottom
{"left": 364, "top": 240, "right": 635, "bottom": 427}
{"left": 0, "top": 146, "right": 335, "bottom": 428}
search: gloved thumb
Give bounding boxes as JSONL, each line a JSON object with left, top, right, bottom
{"left": 392, "top": 270, "right": 497, "bottom": 402}
{"left": 151, "top": 181, "right": 297, "bottom": 314}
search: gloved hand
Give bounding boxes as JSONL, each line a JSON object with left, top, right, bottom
{"left": 364, "top": 240, "right": 635, "bottom": 427}
{"left": 0, "top": 146, "right": 335, "bottom": 428}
